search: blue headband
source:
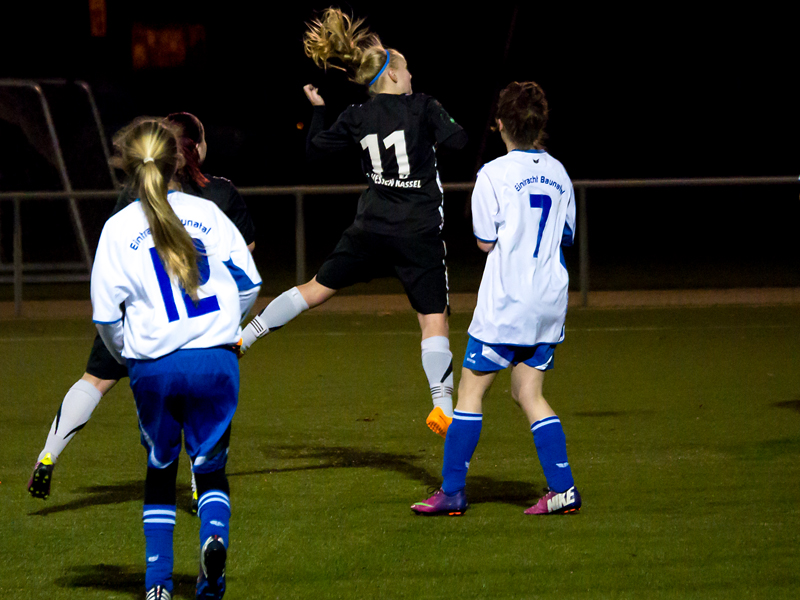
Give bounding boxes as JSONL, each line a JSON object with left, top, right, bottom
{"left": 368, "top": 51, "right": 391, "bottom": 87}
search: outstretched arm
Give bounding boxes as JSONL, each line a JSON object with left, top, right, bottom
{"left": 304, "top": 84, "right": 352, "bottom": 160}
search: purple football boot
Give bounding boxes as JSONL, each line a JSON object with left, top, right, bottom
{"left": 525, "top": 486, "right": 581, "bottom": 515}
{"left": 411, "top": 488, "right": 467, "bottom": 516}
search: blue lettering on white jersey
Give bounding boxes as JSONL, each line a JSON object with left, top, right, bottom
{"left": 91, "top": 192, "right": 261, "bottom": 360}
{"left": 469, "top": 150, "right": 575, "bottom": 346}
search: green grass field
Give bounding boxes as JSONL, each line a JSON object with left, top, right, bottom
{"left": 2, "top": 305, "right": 799, "bottom": 599}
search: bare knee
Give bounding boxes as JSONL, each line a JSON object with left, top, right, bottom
{"left": 418, "top": 311, "right": 448, "bottom": 339}
{"left": 510, "top": 364, "right": 554, "bottom": 424}
{"left": 80, "top": 373, "right": 117, "bottom": 396}
{"left": 297, "top": 277, "right": 337, "bottom": 308}
{"left": 455, "top": 369, "right": 496, "bottom": 414}
{"left": 517, "top": 392, "right": 555, "bottom": 425}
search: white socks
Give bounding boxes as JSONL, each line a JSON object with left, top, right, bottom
{"left": 39, "top": 379, "right": 103, "bottom": 462}
{"left": 240, "top": 287, "right": 309, "bottom": 352}
{"left": 421, "top": 336, "right": 454, "bottom": 418}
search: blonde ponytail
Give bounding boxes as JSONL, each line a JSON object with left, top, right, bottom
{"left": 111, "top": 118, "right": 201, "bottom": 299}
{"left": 303, "top": 8, "right": 403, "bottom": 91}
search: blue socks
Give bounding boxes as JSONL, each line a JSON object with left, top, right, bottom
{"left": 440, "top": 412, "right": 574, "bottom": 495}
{"left": 441, "top": 410, "right": 483, "bottom": 495}
{"left": 531, "top": 416, "right": 574, "bottom": 493}
{"left": 143, "top": 505, "right": 176, "bottom": 592}
{"left": 198, "top": 490, "right": 231, "bottom": 548}
{"left": 142, "top": 492, "right": 230, "bottom": 594}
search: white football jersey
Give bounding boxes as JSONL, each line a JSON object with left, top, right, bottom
{"left": 91, "top": 191, "right": 261, "bottom": 360}
{"left": 468, "top": 149, "right": 575, "bottom": 346}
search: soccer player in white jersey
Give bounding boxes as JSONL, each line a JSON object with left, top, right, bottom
{"left": 412, "top": 81, "right": 581, "bottom": 516}
{"left": 92, "top": 118, "right": 261, "bottom": 600}
{"left": 239, "top": 8, "right": 466, "bottom": 439}
{"left": 28, "top": 113, "right": 256, "bottom": 513}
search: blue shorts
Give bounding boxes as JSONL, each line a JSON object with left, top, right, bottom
{"left": 128, "top": 348, "right": 239, "bottom": 474}
{"left": 462, "top": 336, "right": 557, "bottom": 372}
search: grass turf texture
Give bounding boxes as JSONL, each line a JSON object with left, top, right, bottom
{"left": 1, "top": 305, "right": 799, "bottom": 599}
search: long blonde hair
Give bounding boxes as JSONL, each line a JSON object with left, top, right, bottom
{"left": 303, "top": 8, "right": 403, "bottom": 91}
{"left": 110, "top": 117, "right": 200, "bottom": 299}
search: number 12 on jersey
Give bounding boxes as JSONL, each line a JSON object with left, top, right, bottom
{"left": 360, "top": 130, "right": 410, "bottom": 179}
{"left": 149, "top": 239, "right": 220, "bottom": 322}
{"left": 529, "top": 194, "right": 552, "bottom": 258}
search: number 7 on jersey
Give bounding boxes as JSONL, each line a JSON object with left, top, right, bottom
{"left": 529, "top": 194, "right": 552, "bottom": 258}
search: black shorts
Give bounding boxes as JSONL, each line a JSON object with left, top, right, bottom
{"left": 316, "top": 225, "right": 449, "bottom": 315}
{"left": 86, "top": 333, "right": 129, "bottom": 381}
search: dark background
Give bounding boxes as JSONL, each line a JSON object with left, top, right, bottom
{"left": 1, "top": 2, "right": 798, "bottom": 294}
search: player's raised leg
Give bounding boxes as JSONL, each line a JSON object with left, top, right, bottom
{"left": 39, "top": 375, "right": 115, "bottom": 463}
{"left": 419, "top": 311, "right": 455, "bottom": 438}
{"left": 28, "top": 373, "right": 116, "bottom": 499}
{"left": 240, "top": 278, "right": 336, "bottom": 353}
{"left": 509, "top": 361, "right": 580, "bottom": 515}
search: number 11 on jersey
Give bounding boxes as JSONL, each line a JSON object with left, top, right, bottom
{"left": 360, "top": 130, "right": 410, "bottom": 179}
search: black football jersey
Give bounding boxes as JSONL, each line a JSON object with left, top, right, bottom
{"left": 307, "top": 93, "right": 467, "bottom": 235}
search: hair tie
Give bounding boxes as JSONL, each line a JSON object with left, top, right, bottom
{"left": 143, "top": 157, "right": 155, "bottom": 164}
{"left": 369, "top": 50, "right": 391, "bottom": 87}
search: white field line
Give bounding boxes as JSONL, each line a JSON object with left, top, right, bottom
{"left": 0, "top": 323, "right": 794, "bottom": 343}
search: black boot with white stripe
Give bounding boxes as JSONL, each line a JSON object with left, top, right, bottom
{"left": 145, "top": 584, "right": 171, "bottom": 600}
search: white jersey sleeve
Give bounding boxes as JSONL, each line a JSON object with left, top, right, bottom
{"left": 563, "top": 181, "right": 576, "bottom": 247}
{"left": 467, "top": 150, "right": 573, "bottom": 347}
{"left": 471, "top": 168, "right": 501, "bottom": 243}
{"left": 91, "top": 192, "right": 261, "bottom": 360}
{"left": 91, "top": 217, "right": 132, "bottom": 326}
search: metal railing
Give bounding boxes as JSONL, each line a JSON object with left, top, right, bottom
{"left": 1, "top": 175, "right": 797, "bottom": 316}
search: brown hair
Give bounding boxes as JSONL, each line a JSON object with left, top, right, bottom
{"left": 167, "top": 112, "right": 209, "bottom": 189}
{"left": 303, "top": 7, "right": 403, "bottom": 92}
{"left": 110, "top": 117, "right": 200, "bottom": 299}
{"left": 496, "top": 81, "right": 549, "bottom": 149}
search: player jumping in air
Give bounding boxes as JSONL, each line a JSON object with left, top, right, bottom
{"left": 28, "top": 113, "right": 256, "bottom": 511}
{"left": 92, "top": 117, "right": 260, "bottom": 599}
{"left": 411, "top": 81, "right": 581, "bottom": 516}
{"left": 239, "top": 8, "right": 467, "bottom": 438}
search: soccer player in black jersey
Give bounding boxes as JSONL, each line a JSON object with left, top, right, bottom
{"left": 240, "top": 8, "right": 467, "bottom": 438}
{"left": 28, "top": 113, "right": 256, "bottom": 504}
